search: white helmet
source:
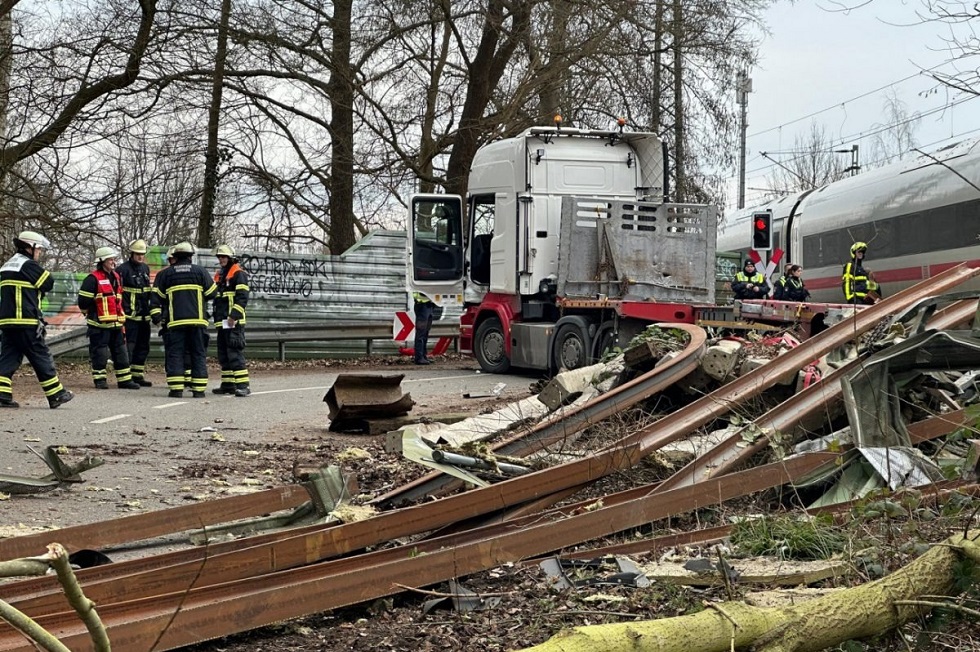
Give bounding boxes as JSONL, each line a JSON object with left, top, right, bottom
{"left": 173, "top": 241, "right": 195, "bottom": 255}
{"left": 215, "top": 244, "right": 236, "bottom": 257}
{"left": 94, "top": 246, "right": 119, "bottom": 264}
{"left": 15, "top": 230, "right": 51, "bottom": 250}
{"left": 129, "top": 239, "right": 148, "bottom": 254}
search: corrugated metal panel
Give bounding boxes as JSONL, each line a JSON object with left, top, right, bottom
{"left": 39, "top": 231, "right": 442, "bottom": 359}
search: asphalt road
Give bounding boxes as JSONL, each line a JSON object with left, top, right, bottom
{"left": 0, "top": 366, "right": 533, "bottom": 445}
{"left": 0, "top": 365, "right": 536, "bottom": 534}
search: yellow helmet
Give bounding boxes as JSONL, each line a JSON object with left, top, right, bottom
{"left": 215, "top": 244, "right": 236, "bottom": 257}
{"left": 128, "top": 239, "right": 148, "bottom": 254}
{"left": 94, "top": 246, "right": 119, "bottom": 264}
{"left": 850, "top": 241, "right": 867, "bottom": 255}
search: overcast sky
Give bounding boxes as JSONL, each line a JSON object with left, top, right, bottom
{"left": 733, "top": 0, "right": 980, "bottom": 210}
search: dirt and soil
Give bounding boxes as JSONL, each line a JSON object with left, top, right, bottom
{"left": 3, "top": 354, "right": 980, "bottom": 652}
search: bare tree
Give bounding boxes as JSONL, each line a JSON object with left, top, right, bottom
{"left": 868, "top": 90, "right": 921, "bottom": 168}
{"left": 764, "top": 123, "right": 849, "bottom": 196}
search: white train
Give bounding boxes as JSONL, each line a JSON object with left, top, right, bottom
{"left": 717, "top": 138, "right": 980, "bottom": 303}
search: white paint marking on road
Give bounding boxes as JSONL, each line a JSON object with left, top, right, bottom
{"left": 90, "top": 414, "right": 131, "bottom": 424}
{"left": 248, "top": 374, "right": 477, "bottom": 397}
{"left": 153, "top": 402, "right": 188, "bottom": 409}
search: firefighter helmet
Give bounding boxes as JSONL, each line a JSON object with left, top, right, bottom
{"left": 166, "top": 246, "right": 176, "bottom": 259}
{"left": 215, "top": 244, "right": 236, "bottom": 257}
{"left": 173, "top": 241, "right": 195, "bottom": 255}
{"left": 94, "top": 246, "right": 119, "bottom": 264}
{"left": 128, "top": 239, "right": 148, "bottom": 254}
{"left": 15, "top": 230, "right": 51, "bottom": 249}
{"left": 850, "top": 241, "right": 868, "bottom": 255}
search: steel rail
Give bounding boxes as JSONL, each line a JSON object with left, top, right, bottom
{"left": 616, "top": 263, "right": 980, "bottom": 459}
{"left": 656, "top": 297, "right": 980, "bottom": 492}
{"left": 3, "top": 446, "right": 641, "bottom": 614}
{"left": 0, "top": 483, "right": 313, "bottom": 561}
{"left": 433, "top": 271, "right": 980, "bottom": 532}
{"left": 0, "top": 452, "right": 838, "bottom": 651}
{"left": 372, "top": 322, "right": 709, "bottom": 508}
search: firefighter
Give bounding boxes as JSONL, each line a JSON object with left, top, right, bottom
{"left": 842, "top": 241, "right": 882, "bottom": 304}
{"left": 117, "top": 239, "right": 153, "bottom": 386}
{"left": 77, "top": 247, "right": 141, "bottom": 390}
{"left": 773, "top": 264, "right": 811, "bottom": 302}
{"left": 211, "top": 244, "right": 251, "bottom": 397}
{"left": 0, "top": 231, "right": 74, "bottom": 408}
{"left": 731, "top": 260, "right": 769, "bottom": 300}
{"left": 412, "top": 292, "right": 433, "bottom": 365}
{"left": 151, "top": 242, "right": 216, "bottom": 398}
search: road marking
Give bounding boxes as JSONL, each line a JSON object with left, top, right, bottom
{"left": 90, "top": 414, "right": 130, "bottom": 424}
{"left": 153, "top": 402, "right": 188, "bottom": 409}
{"left": 248, "top": 374, "right": 477, "bottom": 397}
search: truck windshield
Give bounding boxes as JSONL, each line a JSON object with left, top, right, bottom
{"left": 411, "top": 197, "right": 463, "bottom": 281}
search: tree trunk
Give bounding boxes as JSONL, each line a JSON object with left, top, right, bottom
{"left": 521, "top": 531, "right": 980, "bottom": 652}
{"left": 444, "top": 0, "right": 530, "bottom": 213}
{"left": 670, "top": 0, "right": 684, "bottom": 202}
{"left": 650, "top": 0, "right": 663, "bottom": 134}
{"left": 197, "top": 0, "right": 232, "bottom": 249}
{"left": 327, "top": 0, "right": 356, "bottom": 254}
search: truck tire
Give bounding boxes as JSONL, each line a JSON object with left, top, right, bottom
{"left": 552, "top": 323, "right": 590, "bottom": 372}
{"left": 592, "top": 321, "right": 618, "bottom": 361}
{"left": 474, "top": 317, "right": 510, "bottom": 374}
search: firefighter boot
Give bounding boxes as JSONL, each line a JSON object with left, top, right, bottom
{"left": 48, "top": 390, "right": 74, "bottom": 409}
{"left": 94, "top": 379, "right": 109, "bottom": 390}
{"left": 234, "top": 385, "right": 251, "bottom": 398}
{"left": 0, "top": 396, "right": 19, "bottom": 408}
{"left": 118, "top": 380, "right": 141, "bottom": 390}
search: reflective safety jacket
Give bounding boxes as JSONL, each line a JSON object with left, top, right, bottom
{"left": 151, "top": 262, "right": 216, "bottom": 328}
{"left": 0, "top": 253, "right": 53, "bottom": 328}
{"left": 731, "top": 271, "right": 768, "bottom": 300}
{"left": 773, "top": 276, "right": 810, "bottom": 302}
{"left": 212, "top": 262, "right": 249, "bottom": 324}
{"left": 117, "top": 258, "right": 153, "bottom": 321}
{"left": 77, "top": 269, "right": 125, "bottom": 328}
{"left": 842, "top": 260, "right": 870, "bottom": 302}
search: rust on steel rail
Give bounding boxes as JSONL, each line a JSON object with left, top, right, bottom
{"left": 618, "top": 263, "right": 979, "bottom": 459}
{"left": 373, "top": 322, "right": 708, "bottom": 508}
{"left": 4, "top": 446, "right": 641, "bottom": 614}
{"left": 657, "top": 296, "right": 980, "bottom": 492}
{"left": 0, "top": 453, "right": 838, "bottom": 652}
{"left": 0, "top": 483, "right": 313, "bottom": 561}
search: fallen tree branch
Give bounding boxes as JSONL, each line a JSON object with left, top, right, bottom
{"left": 520, "top": 530, "right": 979, "bottom": 652}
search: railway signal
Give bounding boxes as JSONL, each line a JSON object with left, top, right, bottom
{"left": 752, "top": 212, "right": 772, "bottom": 251}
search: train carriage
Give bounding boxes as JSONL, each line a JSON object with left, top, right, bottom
{"left": 718, "top": 138, "right": 980, "bottom": 303}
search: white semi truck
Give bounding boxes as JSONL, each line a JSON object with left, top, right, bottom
{"left": 406, "top": 123, "right": 718, "bottom": 373}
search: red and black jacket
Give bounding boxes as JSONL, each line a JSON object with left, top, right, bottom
{"left": 77, "top": 269, "right": 125, "bottom": 328}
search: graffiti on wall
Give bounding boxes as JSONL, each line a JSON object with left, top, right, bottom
{"left": 238, "top": 253, "right": 331, "bottom": 298}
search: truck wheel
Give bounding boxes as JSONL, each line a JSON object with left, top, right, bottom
{"left": 474, "top": 317, "right": 510, "bottom": 373}
{"left": 592, "top": 321, "right": 618, "bottom": 361}
{"left": 553, "top": 323, "right": 590, "bottom": 372}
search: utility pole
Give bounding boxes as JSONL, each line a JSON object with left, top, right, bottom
{"left": 737, "top": 71, "right": 752, "bottom": 209}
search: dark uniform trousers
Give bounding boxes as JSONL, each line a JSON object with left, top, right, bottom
{"left": 88, "top": 326, "right": 132, "bottom": 384}
{"left": 216, "top": 326, "right": 246, "bottom": 385}
{"left": 0, "top": 327, "right": 63, "bottom": 399}
{"left": 166, "top": 326, "right": 208, "bottom": 392}
{"left": 125, "top": 319, "right": 151, "bottom": 380}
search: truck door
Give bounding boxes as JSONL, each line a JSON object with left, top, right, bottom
{"left": 407, "top": 194, "right": 464, "bottom": 303}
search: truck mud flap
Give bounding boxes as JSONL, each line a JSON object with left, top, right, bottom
{"left": 324, "top": 373, "right": 415, "bottom": 432}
